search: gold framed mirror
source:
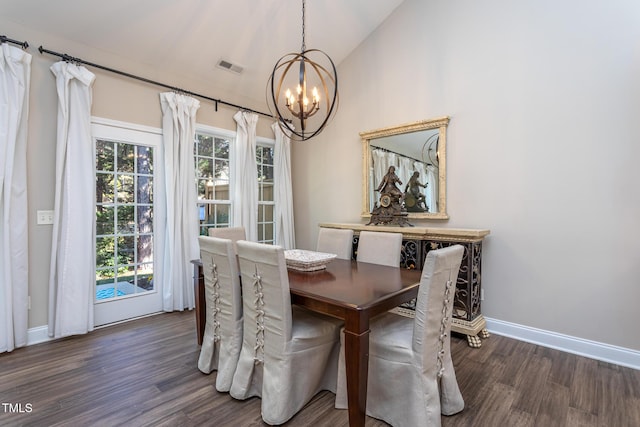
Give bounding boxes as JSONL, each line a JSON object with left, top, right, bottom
{"left": 361, "top": 116, "right": 449, "bottom": 220}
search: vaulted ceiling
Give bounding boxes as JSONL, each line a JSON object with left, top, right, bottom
{"left": 2, "top": 0, "right": 405, "bottom": 105}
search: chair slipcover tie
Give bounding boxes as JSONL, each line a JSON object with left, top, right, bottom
{"left": 210, "top": 258, "right": 221, "bottom": 343}
{"left": 252, "top": 265, "right": 265, "bottom": 364}
{"left": 436, "top": 274, "right": 455, "bottom": 378}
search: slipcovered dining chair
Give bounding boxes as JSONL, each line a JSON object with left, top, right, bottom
{"left": 356, "top": 230, "right": 403, "bottom": 267}
{"left": 230, "top": 240, "right": 343, "bottom": 425}
{"left": 197, "top": 236, "right": 243, "bottom": 393}
{"left": 335, "top": 245, "right": 466, "bottom": 427}
{"left": 208, "top": 226, "right": 246, "bottom": 252}
{"left": 316, "top": 227, "right": 354, "bottom": 260}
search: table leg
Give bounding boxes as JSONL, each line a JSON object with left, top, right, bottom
{"left": 193, "top": 263, "right": 205, "bottom": 345}
{"left": 343, "top": 327, "right": 369, "bottom": 427}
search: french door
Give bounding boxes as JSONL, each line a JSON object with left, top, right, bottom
{"left": 93, "top": 120, "right": 163, "bottom": 326}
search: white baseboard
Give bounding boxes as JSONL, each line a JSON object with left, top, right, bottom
{"left": 25, "top": 312, "right": 165, "bottom": 347}
{"left": 26, "top": 325, "right": 54, "bottom": 346}
{"left": 485, "top": 317, "right": 640, "bottom": 371}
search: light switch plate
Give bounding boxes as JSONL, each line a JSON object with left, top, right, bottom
{"left": 37, "top": 210, "right": 54, "bottom": 225}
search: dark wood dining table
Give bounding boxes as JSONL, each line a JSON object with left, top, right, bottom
{"left": 192, "top": 258, "right": 423, "bottom": 427}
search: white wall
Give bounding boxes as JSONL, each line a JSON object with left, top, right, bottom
{"left": 292, "top": 0, "right": 640, "bottom": 352}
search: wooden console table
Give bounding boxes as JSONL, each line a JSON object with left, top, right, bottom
{"left": 320, "top": 223, "right": 491, "bottom": 347}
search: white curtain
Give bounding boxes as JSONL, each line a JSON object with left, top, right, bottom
{"left": 157, "top": 92, "right": 200, "bottom": 311}
{"left": 372, "top": 149, "right": 393, "bottom": 209}
{"left": 397, "top": 156, "right": 414, "bottom": 189}
{"left": 0, "top": 44, "right": 31, "bottom": 352}
{"left": 232, "top": 111, "right": 258, "bottom": 241}
{"left": 372, "top": 149, "right": 397, "bottom": 188}
{"left": 47, "top": 61, "right": 96, "bottom": 338}
{"left": 272, "top": 122, "right": 295, "bottom": 249}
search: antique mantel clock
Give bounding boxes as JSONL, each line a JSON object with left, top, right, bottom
{"left": 366, "top": 165, "right": 413, "bottom": 227}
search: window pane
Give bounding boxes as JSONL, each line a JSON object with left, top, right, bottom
{"left": 115, "top": 266, "right": 136, "bottom": 295}
{"left": 262, "top": 165, "right": 274, "bottom": 182}
{"left": 213, "top": 180, "right": 229, "bottom": 200}
{"left": 137, "top": 206, "right": 153, "bottom": 233}
{"left": 260, "top": 146, "right": 274, "bottom": 164}
{"left": 117, "top": 144, "right": 134, "bottom": 172}
{"left": 258, "top": 164, "right": 274, "bottom": 183}
{"left": 263, "top": 223, "right": 274, "bottom": 243}
{"left": 256, "top": 222, "right": 274, "bottom": 244}
{"left": 96, "top": 269, "right": 115, "bottom": 282}
{"left": 137, "top": 146, "right": 153, "bottom": 175}
{"left": 197, "top": 179, "right": 208, "bottom": 199}
{"left": 204, "top": 179, "right": 215, "bottom": 200}
{"left": 198, "top": 202, "right": 231, "bottom": 233}
{"left": 117, "top": 205, "right": 135, "bottom": 234}
{"left": 261, "top": 182, "right": 274, "bottom": 202}
{"left": 197, "top": 203, "right": 207, "bottom": 222}
{"left": 215, "top": 137, "right": 230, "bottom": 159}
{"left": 137, "top": 235, "right": 153, "bottom": 264}
{"left": 199, "top": 203, "right": 211, "bottom": 226}
{"left": 137, "top": 176, "right": 153, "bottom": 204}
{"left": 197, "top": 158, "right": 213, "bottom": 179}
{"left": 118, "top": 236, "right": 135, "bottom": 265}
{"left": 117, "top": 175, "right": 134, "bottom": 203}
{"left": 215, "top": 204, "right": 230, "bottom": 225}
{"left": 96, "top": 236, "right": 116, "bottom": 269}
{"left": 199, "top": 224, "right": 209, "bottom": 236}
{"left": 136, "top": 264, "right": 154, "bottom": 291}
{"left": 263, "top": 204, "right": 274, "bottom": 221}
{"left": 96, "top": 173, "right": 114, "bottom": 203}
{"left": 96, "top": 206, "right": 114, "bottom": 235}
{"left": 214, "top": 159, "right": 229, "bottom": 179}
{"left": 96, "top": 140, "right": 114, "bottom": 172}
{"left": 198, "top": 135, "right": 214, "bottom": 157}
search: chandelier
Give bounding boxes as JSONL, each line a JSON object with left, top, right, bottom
{"left": 268, "top": 0, "right": 339, "bottom": 141}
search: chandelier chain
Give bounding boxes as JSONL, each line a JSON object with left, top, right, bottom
{"left": 301, "top": 0, "right": 306, "bottom": 52}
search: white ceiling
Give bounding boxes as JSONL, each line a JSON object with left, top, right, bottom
{"left": 2, "top": 0, "right": 405, "bottom": 105}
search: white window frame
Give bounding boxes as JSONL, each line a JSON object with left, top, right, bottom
{"left": 91, "top": 117, "right": 163, "bottom": 325}
{"left": 256, "top": 140, "right": 275, "bottom": 244}
{"left": 194, "top": 124, "right": 276, "bottom": 243}
{"left": 194, "top": 125, "right": 235, "bottom": 234}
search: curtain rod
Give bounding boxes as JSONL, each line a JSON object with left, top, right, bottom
{"left": 0, "top": 35, "right": 29, "bottom": 49}
{"left": 38, "top": 45, "right": 274, "bottom": 120}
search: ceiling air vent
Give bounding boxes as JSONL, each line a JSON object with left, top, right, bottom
{"left": 216, "top": 59, "right": 244, "bottom": 75}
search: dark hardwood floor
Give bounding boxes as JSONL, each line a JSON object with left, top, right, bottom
{"left": 1, "top": 311, "right": 638, "bottom": 427}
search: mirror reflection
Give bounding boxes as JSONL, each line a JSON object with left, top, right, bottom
{"left": 361, "top": 117, "right": 449, "bottom": 220}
